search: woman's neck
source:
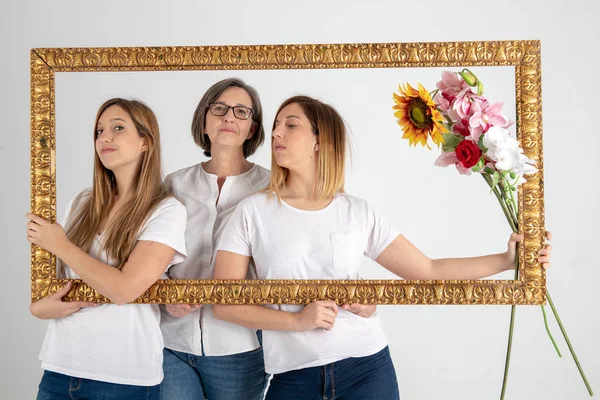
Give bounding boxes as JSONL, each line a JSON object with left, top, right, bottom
{"left": 112, "top": 164, "right": 138, "bottom": 204}
{"left": 203, "top": 147, "right": 252, "bottom": 179}
{"left": 282, "top": 169, "right": 333, "bottom": 211}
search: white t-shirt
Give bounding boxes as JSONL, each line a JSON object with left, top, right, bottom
{"left": 39, "top": 190, "right": 187, "bottom": 386}
{"left": 217, "top": 192, "right": 400, "bottom": 374}
{"left": 160, "top": 163, "right": 271, "bottom": 356}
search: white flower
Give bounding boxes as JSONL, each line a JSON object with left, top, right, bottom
{"left": 495, "top": 144, "right": 521, "bottom": 171}
{"left": 482, "top": 126, "right": 538, "bottom": 186}
{"left": 483, "top": 126, "right": 527, "bottom": 171}
{"left": 483, "top": 126, "right": 516, "bottom": 161}
{"left": 514, "top": 153, "right": 538, "bottom": 176}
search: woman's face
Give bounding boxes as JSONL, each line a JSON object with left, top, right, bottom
{"left": 272, "top": 103, "right": 319, "bottom": 170}
{"left": 95, "top": 105, "right": 147, "bottom": 172}
{"left": 204, "top": 87, "right": 255, "bottom": 153}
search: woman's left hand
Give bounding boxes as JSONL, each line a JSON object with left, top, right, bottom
{"left": 341, "top": 303, "right": 377, "bottom": 318}
{"left": 26, "top": 213, "right": 70, "bottom": 257}
{"left": 506, "top": 230, "right": 552, "bottom": 270}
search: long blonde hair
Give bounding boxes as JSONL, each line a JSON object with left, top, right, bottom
{"left": 63, "top": 98, "right": 170, "bottom": 270}
{"left": 266, "top": 95, "right": 346, "bottom": 201}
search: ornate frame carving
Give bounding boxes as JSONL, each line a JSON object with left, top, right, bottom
{"left": 30, "top": 40, "right": 545, "bottom": 305}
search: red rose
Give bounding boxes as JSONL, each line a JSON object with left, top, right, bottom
{"left": 455, "top": 139, "right": 482, "bottom": 169}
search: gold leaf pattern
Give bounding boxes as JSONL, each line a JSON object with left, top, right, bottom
{"left": 30, "top": 41, "right": 546, "bottom": 305}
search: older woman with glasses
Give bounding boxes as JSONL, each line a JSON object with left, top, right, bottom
{"left": 158, "top": 78, "right": 270, "bottom": 400}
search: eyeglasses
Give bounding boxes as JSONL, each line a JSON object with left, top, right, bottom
{"left": 208, "top": 103, "right": 254, "bottom": 120}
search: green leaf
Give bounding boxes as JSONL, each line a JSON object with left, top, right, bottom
{"left": 484, "top": 166, "right": 495, "bottom": 175}
{"left": 442, "top": 133, "right": 462, "bottom": 152}
{"left": 491, "top": 171, "right": 500, "bottom": 192}
{"left": 472, "top": 156, "right": 485, "bottom": 172}
{"left": 478, "top": 135, "right": 488, "bottom": 153}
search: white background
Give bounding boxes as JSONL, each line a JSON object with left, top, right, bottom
{"left": 54, "top": 66, "right": 516, "bottom": 282}
{"left": 1, "top": 1, "right": 598, "bottom": 399}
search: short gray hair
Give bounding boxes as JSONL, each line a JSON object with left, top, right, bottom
{"left": 191, "top": 78, "right": 265, "bottom": 158}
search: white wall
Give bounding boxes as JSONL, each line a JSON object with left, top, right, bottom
{"left": 1, "top": 1, "right": 598, "bottom": 399}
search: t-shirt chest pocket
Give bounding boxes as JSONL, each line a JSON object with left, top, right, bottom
{"left": 329, "top": 233, "right": 364, "bottom": 278}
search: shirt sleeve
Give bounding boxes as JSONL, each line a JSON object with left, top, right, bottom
{"left": 60, "top": 198, "right": 75, "bottom": 227}
{"left": 137, "top": 197, "right": 188, "bottom": 268}
{"left": 364, "top": 202, "right": 400, "bottom": 260}
{"left": 216, "top": 200, "right": 252, "bottom": 257}
{"left": 57, "top": 189, "right": 91, "bottom": 278}
{"left": 60, "top": 189, "right": 91, "bottom": 227}
{"left": 163, "top": 172, "right": 174, "bottom": 192}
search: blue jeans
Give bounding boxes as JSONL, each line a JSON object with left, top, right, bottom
{"left": 37, "top": 370, "right": 160, "bottom": 400}
{"left": 161, "top": 346, "right": 267, "bottom": 400}
{"left": 265, "top": 346, "right": 399, "bottom": 400}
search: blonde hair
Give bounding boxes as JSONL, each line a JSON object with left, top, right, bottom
{"left": 266, "top": 95, "right": 346, "bottom": 201}
{"left": 63, "top": 98, "right": 170, "bottom": 270}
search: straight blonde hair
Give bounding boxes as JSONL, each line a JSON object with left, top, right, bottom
{"left": 266, "top": 95, "right": 346, "bottom": 201}
{"left": 63, "top": 98, "right": 170, "bottom": 270}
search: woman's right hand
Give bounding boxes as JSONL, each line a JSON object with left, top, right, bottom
{"left": 30, "top": 281, "right": 97, "bottom": 320}
{"left": 165, "top": 304, "right": 202, "bottom": 318}
{"left": 293, "top": 301, "right": 338, "bottom": 331}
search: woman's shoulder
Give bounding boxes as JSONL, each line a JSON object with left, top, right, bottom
{"left": 152, "top": 195, "right": 187, "bottom": 218}
{"left": 136, "top": 196, "right": 186, "bottom": 230}
{"left": 243, "top": 163, "right": 270, "bottom": 190}
{"left": 67, "top": 187, "right": 93, "bottom": 212}
{"left": 239, "top": 191, "right": 270, "bottom": 207}
{"left": 164, "top": 164, "right": 202, "bottom": 184}
{"left": 336, "top": 192, "right": 370, "bottom": 209}
{"left": 253, "top": 164, "right": 271, "bottom": 179}
{"left": 74, "top": 187, "right": 92, "bottom": 200}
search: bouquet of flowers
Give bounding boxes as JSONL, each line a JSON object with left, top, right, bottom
{"left": 393, "top": 69, "right": 593, "bottom": 398}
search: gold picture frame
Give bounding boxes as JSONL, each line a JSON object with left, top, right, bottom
{"left": 30, "top": 40, "right": 546, "bottom": 305}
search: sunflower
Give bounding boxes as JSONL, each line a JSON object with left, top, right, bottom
{"left": 393, "top": 83, "right": 448, "bottom": 148}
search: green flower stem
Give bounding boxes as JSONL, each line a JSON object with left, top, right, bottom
{"left": 547, "top": 292, "right": 594, "bottom": 396}
{"left": 500, "top": 222, "right": 520, "bottom": 400}
{"left": 481, "top": 174, "right": 593, "bottom": 398}
{"left": 443, "top": 113, "right": 454, "bottom": 126}
{"left": 480, "top": 175, "right": 522, "bottom": 400}
{"left": 500, "top": 304, "right": 517, "bottom": 400}
{"left": 482, "top": 175, "right": 518, "bottom": 233}
{"left": 541, "top": 305, "right": 562, "bottom": 357}
{"left": 504, "top": 182, "right": 519, "bottom": 228}
{"left": 495, "top": 186, "right": 518, "bottom": 232}
{"left": 506, "top": 181, "right": 519, "bottom": 225}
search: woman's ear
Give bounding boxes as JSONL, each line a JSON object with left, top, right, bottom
{"left": 246, "top": 123, "right": 256, "bottom": 140}
{"left": 141, "top": 137, "right": 149, "bottom": 151}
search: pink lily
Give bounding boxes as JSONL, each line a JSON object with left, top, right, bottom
{"left": 434, "top": 92, "right": 461, "bottom": 123}
{"left": 469, "top": 101, "right": 510, "bottom": 141}
{"left": 434, "top": 92, "right": 451, "bottom": 113}
{"left": 436, "top": 71, "right": 484, "bottom": 119}
{"left": 451, "top": 117, "right": 471, "bottom": 137}
{"left": 453, "top": 92, "right": 487, "bottom": 120}
{"left": 434, "top": 150, "right": 472, "bottom": 175}
{"left": 436, "top": 71, "right": 470, "bottom": 104}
